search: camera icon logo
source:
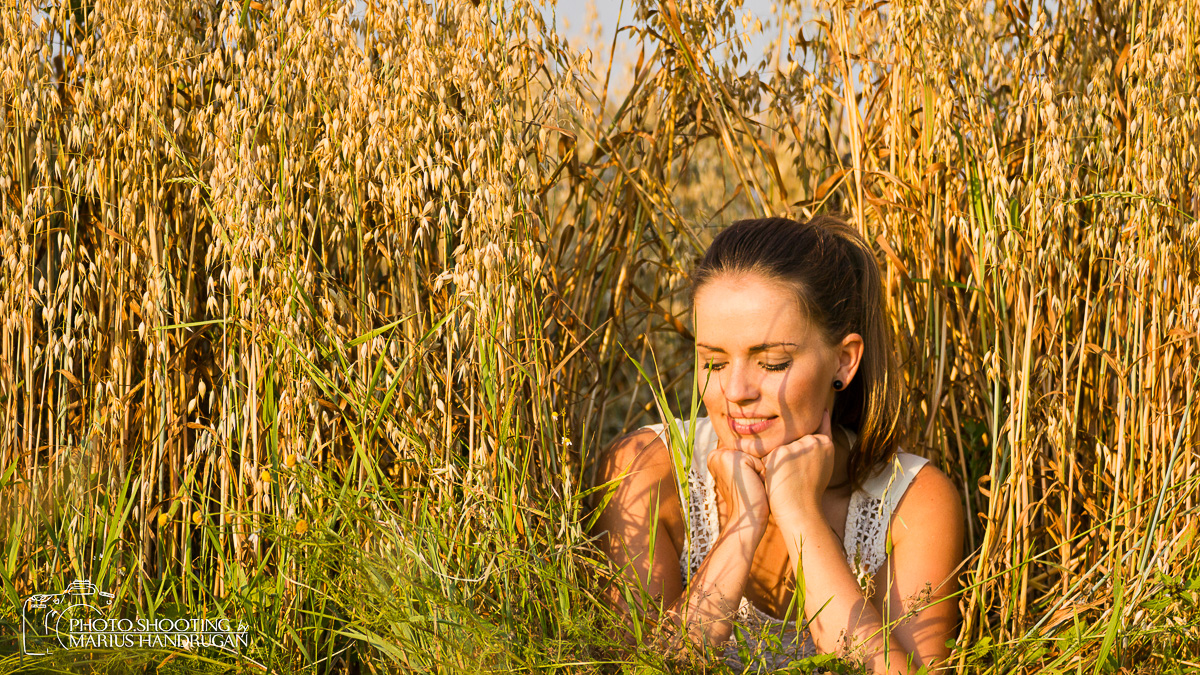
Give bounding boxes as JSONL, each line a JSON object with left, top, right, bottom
{"left": 22, "top": 579, "right": 116, "bottom": 655}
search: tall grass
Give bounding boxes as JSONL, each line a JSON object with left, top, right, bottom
{"left": 1, "top": 0, "right": 1198, "bottom": 672}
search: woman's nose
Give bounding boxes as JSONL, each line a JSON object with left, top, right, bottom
{"left": 722, "top": 361, "right": 759, "bottom": 404}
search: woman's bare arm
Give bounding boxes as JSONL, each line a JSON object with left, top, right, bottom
{"left": 779, "top": 466, "right": 964, "bottom": 673}
{"left": 591, "top": 429, "right": 686, "bottom": 626}
{"left": 873, "top": 466, "right": 964, "bottom": 667}
{"left": 590, "top": 429, "right": 768, "bottom": 649}
{"left": 761, "top": 412, "right": 964, "bottom": 673}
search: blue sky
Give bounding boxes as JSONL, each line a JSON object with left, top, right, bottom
{"left": 541, "top": 0, "right": 799, "bottom": 90}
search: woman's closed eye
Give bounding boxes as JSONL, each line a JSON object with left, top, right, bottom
{"left": 701, "top": 360, "right": 791, "bottom": 372}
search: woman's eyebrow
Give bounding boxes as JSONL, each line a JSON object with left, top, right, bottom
{"left": 696, "top": 341, "right": 797, "bottom": 353}
{"left": 748, "top": 341, "right": 798, "bottom": 353}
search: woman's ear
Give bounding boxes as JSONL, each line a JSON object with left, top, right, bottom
{"left": 836, "top": 333, "right": 865, "bottom": 387}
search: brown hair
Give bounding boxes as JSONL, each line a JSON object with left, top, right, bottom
{"left": 691, "top": 215, "right": 901, "bottom": 487}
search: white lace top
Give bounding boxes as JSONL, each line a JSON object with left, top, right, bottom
{"left": 644, "top": 416, "right": 928, "bottom": 668}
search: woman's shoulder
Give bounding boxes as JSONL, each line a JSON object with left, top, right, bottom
{"left": 596, "top": 416, "right": 719, "bottom": 484}
{"left": 595, "top": 427, "right": 673, "bottom": 484}
{"left": 893, "top": 458, "right": 960, "bottom": 511}
{"left": 857, "top": 450, "right": 960, "bottom": 522}
{"left": 885, "top": 456, "right": 964, "bottom": 547}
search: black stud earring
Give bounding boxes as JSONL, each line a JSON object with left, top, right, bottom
{"left": 833, "top": 379, "right": 844, "bottom": 391}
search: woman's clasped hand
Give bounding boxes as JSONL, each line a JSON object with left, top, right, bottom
{"left": 707, "top": 408, "right": 835, "bottom": 535}
{"left": 758, "top": 408, "right": 837, "bottom": 522}
{"left": 705, "top": 439, "right": 769, "bottom": 526}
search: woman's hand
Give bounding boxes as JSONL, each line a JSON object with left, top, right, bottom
{"left": 761, "top": 408, "right": 836, "bottom": 523}
{"left": 707, "top": 446, "right": 770, "bottom": 529}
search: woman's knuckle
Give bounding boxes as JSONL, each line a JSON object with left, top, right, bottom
{"left": 707, "top": 454, "right": 720, "bottom": 471}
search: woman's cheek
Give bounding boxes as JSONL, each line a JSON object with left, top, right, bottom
{"left": 784, "top": 392, "right": 822, "bottom": 438}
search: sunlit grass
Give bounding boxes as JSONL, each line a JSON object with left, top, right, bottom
{"left": 1, "top": 0, "right": 1198, "bottom": 672}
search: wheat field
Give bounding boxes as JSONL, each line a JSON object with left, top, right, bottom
{"left": 1, "top": 0, "right": 1198, "bottom": 672}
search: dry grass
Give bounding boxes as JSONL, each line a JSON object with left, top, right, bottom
{"left": 1, "top": 0, "right": 1198, "bottom": 672}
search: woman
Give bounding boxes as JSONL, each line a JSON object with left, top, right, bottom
{"left": 592, "top": 216, "right": 964, "bottom": 672}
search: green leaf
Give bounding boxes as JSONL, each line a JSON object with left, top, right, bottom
{"left": 1093, "top": 566, "right": 1123, "bottom": 675}
{"left": 347, "top": 316, "right": 409, "bottom": 347}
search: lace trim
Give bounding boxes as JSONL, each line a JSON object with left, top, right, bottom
{"left": 683, "top": 461, "right": 719, "bottom": 581}
{"left": 844, "top": 491, "right": 884, "bottom": 598}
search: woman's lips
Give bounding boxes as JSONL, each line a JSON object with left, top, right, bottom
{"left": 727, "top": 415, "right": 776, "bottom": 435}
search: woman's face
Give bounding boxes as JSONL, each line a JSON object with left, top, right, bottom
{"left": 693, "top": 271, "right": 862, "bottom": 458}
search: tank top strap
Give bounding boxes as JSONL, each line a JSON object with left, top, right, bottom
{"left": 860, "top": 451, "right": 929, "bottom": 516}
{"left": 640, "top": 416, "right": 721, "bottom": 483}
{"left": 840, "top": 424, "right": 858, "bottom": 452}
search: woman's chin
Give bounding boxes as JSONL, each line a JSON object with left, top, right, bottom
{"left": 730, "top": 437, "right": 778, "bottom": 458}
